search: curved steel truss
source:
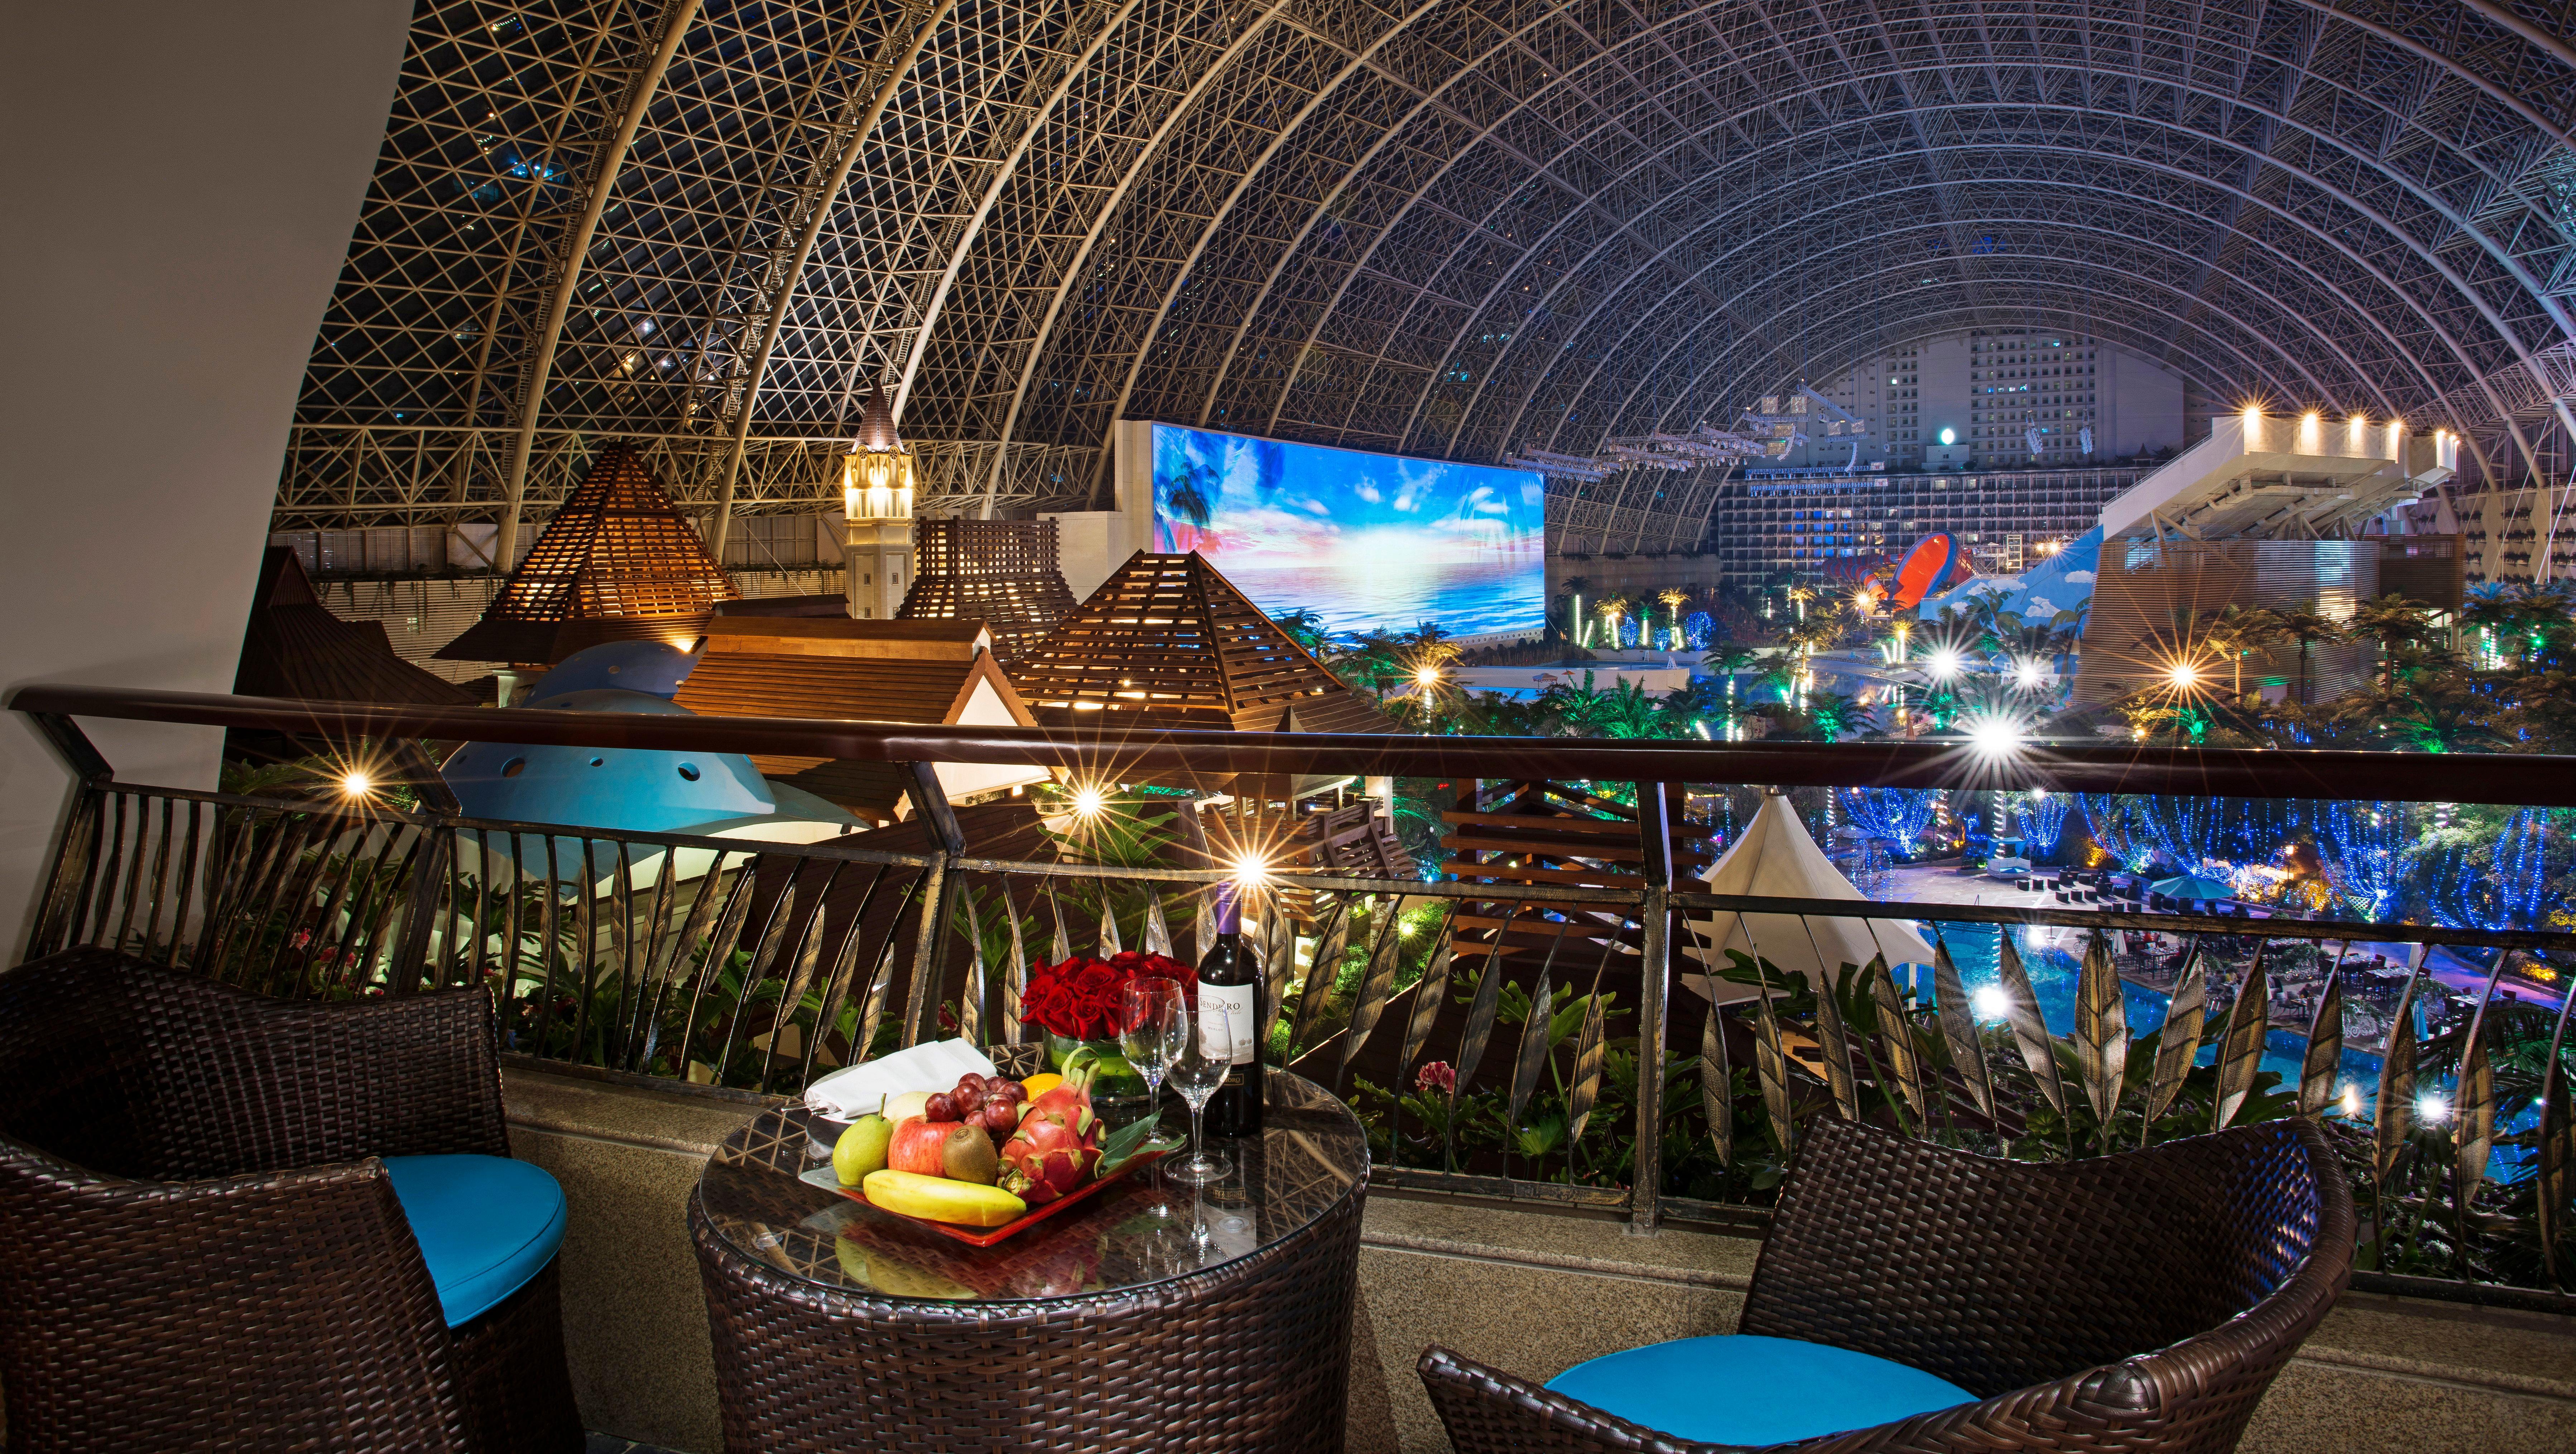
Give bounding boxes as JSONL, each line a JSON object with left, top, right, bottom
{"left": 284, "top": 0, "right": 2576, "bottom": 534}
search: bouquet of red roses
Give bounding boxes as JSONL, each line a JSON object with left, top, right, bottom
{"left": 1019, "top": 949, "right": 1197, "bottom": 1040}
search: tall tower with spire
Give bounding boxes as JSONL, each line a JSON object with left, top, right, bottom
{"left": 841, "top": 382, "right": 917, "bottom": 619}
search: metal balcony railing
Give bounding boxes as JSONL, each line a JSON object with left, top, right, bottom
{"left": 9, "top": 684, "right": 2575, "bottom": 1301}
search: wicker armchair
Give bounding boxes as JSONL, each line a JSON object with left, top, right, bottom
{"left": 1421, "top": 1117, "right": 2354, "bottom": 1454}
{"left": 0, "top": 948, "right": 581, "bottom": 1452}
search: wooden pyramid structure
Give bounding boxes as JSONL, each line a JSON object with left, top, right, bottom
{"left": 895, "top": 518, "right": 1077, "bottom": 668}
{"left": 235, "top": 548, "right": 479, "bottom": 707}
{"left": 439, "top": 444, "right": 739, "bottom": 664}
{"left": 1014, "top": 552, "right": 1396, "bottom": 734}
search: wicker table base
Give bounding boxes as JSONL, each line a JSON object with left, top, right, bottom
{"left": 691, "top": 1073, "right": 1368, "bottom": 1454}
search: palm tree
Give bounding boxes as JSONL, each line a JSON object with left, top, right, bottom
{"left": 2346, "top": 593, "right": 2437, "bottom": 689}
{"left": 2200, "top": 603, "right": 2284, "bottom": 699}
{"left": 1657, "top": 587, "right": 1691, "bottom": 650}
{"left": 2267, "top": 600, "right": 2342, "bottom": 706}
{"left": 1269, "top": 607, "right": 1333, "bottom": 655}
{"left": 1595, "top": 594, "right": 1631, "bottom": 649}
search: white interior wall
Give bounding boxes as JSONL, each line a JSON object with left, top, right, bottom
{"left": 0, "top": 1, "right": 412, "bottom": 957}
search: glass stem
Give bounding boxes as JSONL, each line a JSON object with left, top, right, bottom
{"left": 1189, "top": 1100, "right": 1207, "bottom": 1164}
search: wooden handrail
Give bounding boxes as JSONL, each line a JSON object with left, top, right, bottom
{"left": 12, "top": 682, "right": 2576, "bottom": 806}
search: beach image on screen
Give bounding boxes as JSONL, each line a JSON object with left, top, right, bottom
{"left": 1149, "top": 423, "right": 1544, "bottom": 637}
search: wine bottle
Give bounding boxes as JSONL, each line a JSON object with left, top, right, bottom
{"left": 1198, "top": 884, "right": 1263, "bottom": 1135}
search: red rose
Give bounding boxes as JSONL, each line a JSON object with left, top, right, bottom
{"left": 1018, "top": 952, "right": 1201, "bottom": 1040}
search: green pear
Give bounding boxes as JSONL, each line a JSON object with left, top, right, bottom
{"left": 833, "top": 1113, "right": 895, "bottom": 1185}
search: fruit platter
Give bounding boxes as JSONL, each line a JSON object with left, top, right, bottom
{"left": 802, "top": 1061, "right": 1175, "bottom": 1247}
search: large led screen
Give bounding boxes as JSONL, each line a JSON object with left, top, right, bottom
{"left": 1143, "top": 422, "right": 1544, "bottom": 637}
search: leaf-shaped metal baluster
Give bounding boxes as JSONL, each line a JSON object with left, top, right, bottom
{"left": 1503, "top": 913, "right": 1578, "bottom": 1130}
{"left": 1286, "top": 895, "right": 1351, "bottom": 1057}
{"left": 2372, "top": 944, "right": 2427, "bottom": 1186}
{"left": 2213, "top": 942, "right": 2271, "bottom": 1130}
{"left": 624, "top": 844, "right": 678, "bottom": 1066}
{"left": 1866, "top": 957, "right": 1924, "bottom": 1124}
{"left": 1045, "top": 880, "right": 1072, "bottom": 965}
{"left": 136, "top": 796, "right": 175, "bottom": 959}
{"left": 1450, "top": 911, "right": 1515, "bottom": 1096}
{"left": 759, "top": 892, "right": 835, "bottom": 1091}
{"left": 1394, "top": 915, "right": 1455, "bottom": 1085}
{"left": 1930, "top": 931, "right": 1994, "bottom": 1121}
{"left": 801, "top": 866, "right": 889, "bottom": 1086}
{"left": 1701, "top": 1000, "right": 1733, "bottom": 1166}
{"left": 2072, "top": 930, "right": 2128, "bottom": 1129}
{"left": 1995, "top": 927, "right": 2066, "bottom": 1116}
{"left": 664, "top": 853, "right": 750, "bottom": 1072}
{"left": 999, "top": 878, "right": 1032, "bottom": 1045}
{"left": 2298, "top": 947, "right": 2347, "bottom": 1116}
{"left": 1094, "top": 884, "right": 1123, "bottom": 956}
{"left": 1142, "top": 891, "right": 1173, "bottom": 957}
{"left": 2533, "top": 972, "right": 2576, "bottom": 1286}
{"left": 2140, "top": 940, "right": 2209, "bottom": 1144}
{"left": 1258, "top": 889, "right": 1299, "bottom": 1054}
{"left": 1565, "top": 982, "right": 1609, "bottom": 1144}
{"left": 1811, "top": 953, "right": 1860, "bottom": 1121}
{"left": 853, "top": 872, "right": 928, "bottom": 1067}
{"left": 1746, "top": 951, "right": 1796, "bottom": 1154}
{"left": 712, "top": 880, "right": 798, "bottom": 1080}
{"left": 954, "top": 888, "right": 989, "bottom": 1049}
{"left": 1506, "top": 968, "right": 1555, "bottom": 1130}
{"left": 2453, "top": 952, "right": 2513, "bottom": 1256}
{"left": 1340, "top": 895, "right": 1425, "bottom": 1086}
{"left": 167, "top": 798, "right": 202, "bottom": 967}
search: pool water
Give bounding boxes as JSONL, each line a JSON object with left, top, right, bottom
{"left": 1911, "top": 922, "right": 2536, "bottom": 1179}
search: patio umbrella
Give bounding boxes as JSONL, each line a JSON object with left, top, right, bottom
{"left": 2150, "top": 873, "right": 2234, "bottom": 901}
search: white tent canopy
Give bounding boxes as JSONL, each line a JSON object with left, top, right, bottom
{"left": 1682, "top": 791, "right": 1934, "bottom": 1005}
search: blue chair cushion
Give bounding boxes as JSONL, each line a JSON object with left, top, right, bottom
{"left": 383, "top": 1154, "right": 567, "bottom": 1328}
{"left": 1544, "top": 1334, "right": 1975, "bottom": 1446}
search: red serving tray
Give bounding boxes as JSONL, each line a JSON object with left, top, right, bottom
{"left": 799, "top": 1148, "right": 1172, "bottom": 1247}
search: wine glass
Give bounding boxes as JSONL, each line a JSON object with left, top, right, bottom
{"left": 1164, "top": 999, "right": 1235, "bottom": 1185}
{"left": 1117, "top": 978, "right": 1186, "bottom": 1137}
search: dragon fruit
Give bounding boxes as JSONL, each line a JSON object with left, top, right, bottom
{"left": 998, "top": 1070, "right": 1102, "bottom": 1204}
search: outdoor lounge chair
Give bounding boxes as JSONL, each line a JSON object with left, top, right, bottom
{"left": 0, "top": 948, "right": 581, "bottom": 1452}
{"left": 1420, "top": 1117, "right": 2351, "bottom": 1453}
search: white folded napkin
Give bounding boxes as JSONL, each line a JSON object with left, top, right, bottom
{"left": 802, "top": 1039, "right": 999, "bottom": 1121}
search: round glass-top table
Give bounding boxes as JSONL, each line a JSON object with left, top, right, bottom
{"left": 689, "top": 1072, "right": 1370, "bottom": 1452}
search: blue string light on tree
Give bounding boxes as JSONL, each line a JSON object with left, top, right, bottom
{"left": 1837, "top": 787, "right": 1941, "bottom": 857}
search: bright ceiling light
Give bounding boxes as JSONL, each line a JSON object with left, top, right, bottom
{"left": 2167, "top": 660, "right": 2201, "bottom": 689}
{"left": 1938, "top": 427, "right": 1956, "bottom": 446}
{"left": 1071, "top": 785, "right": 1107, "bottom": 819}
{"left": 2014, "top": 660, "right": 2045, "bottom": 688}
{"left": 1413, "top": 665, "right": 1441, "bottom": 686}
{"left": 1971, "top": 985, "right": 2010, "bottom": 1019}
{"left": 340, "top": 771, "right": 374, "bottom": 798}
{"left": 1926, "top": 647, "right": 1962, "bottom": 678}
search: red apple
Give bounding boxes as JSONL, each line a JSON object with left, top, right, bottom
{"left": 886, "top": 1116, "right": 955, "bottom": 1177}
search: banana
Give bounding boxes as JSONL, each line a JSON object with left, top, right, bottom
{"left": 861, "top": 1169, "right": 1027, "bottom": 1227}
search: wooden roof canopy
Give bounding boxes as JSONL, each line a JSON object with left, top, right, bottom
{"left": 895, "top": 518, "right": 1077, "bottom": 669}
{"left": 672, "top": 616, "right": 1045, "bottom": 825}
{"left": 1014, "top": 552, "right": 1395, "bottom": 735}
{"left": 438, "top": 444, "right": 739, "bottom": 664}
{"left": 234, "top": 548, "right": 480, "bottom": 707}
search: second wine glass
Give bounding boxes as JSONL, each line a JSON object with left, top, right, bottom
{"left": 1164, "top": 999, "right": 1235, "bottom": 1185}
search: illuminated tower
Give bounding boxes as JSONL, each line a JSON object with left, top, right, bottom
{"left": 841, "top": 384, "right": 916, "bottom": 620}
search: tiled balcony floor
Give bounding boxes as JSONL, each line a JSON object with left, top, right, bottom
{"left": 588, "top": 1435, "right": 685, "bottom": 1454}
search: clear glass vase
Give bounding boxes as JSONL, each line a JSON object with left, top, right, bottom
{"left": 1047, "top": 1033, "right": 1157, "bottom": 1130}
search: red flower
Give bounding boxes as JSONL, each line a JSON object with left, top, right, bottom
{"left": 1019, "top": 951, "right": 1198, "bottom": 1040}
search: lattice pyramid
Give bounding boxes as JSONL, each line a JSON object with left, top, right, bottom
{"left": 1014, "top": 552, "right": 1394, "bottom": 733}
{"left": 439, "top": 444, "right": 738, "bottom": 663}
{"left": 896, "top": 519, "right": 1078, "bottom": 667}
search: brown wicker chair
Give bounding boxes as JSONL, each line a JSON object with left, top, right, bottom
{"left": 1421, "top": 1117, "right": 2354, "bottom": 1454}
{"left": 0, "top": 948, "right": 581, "bottom": 1452}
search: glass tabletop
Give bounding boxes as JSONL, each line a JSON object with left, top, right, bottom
{"left": 696, "top": 1071, "right": 1369, "bottom": 1304}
